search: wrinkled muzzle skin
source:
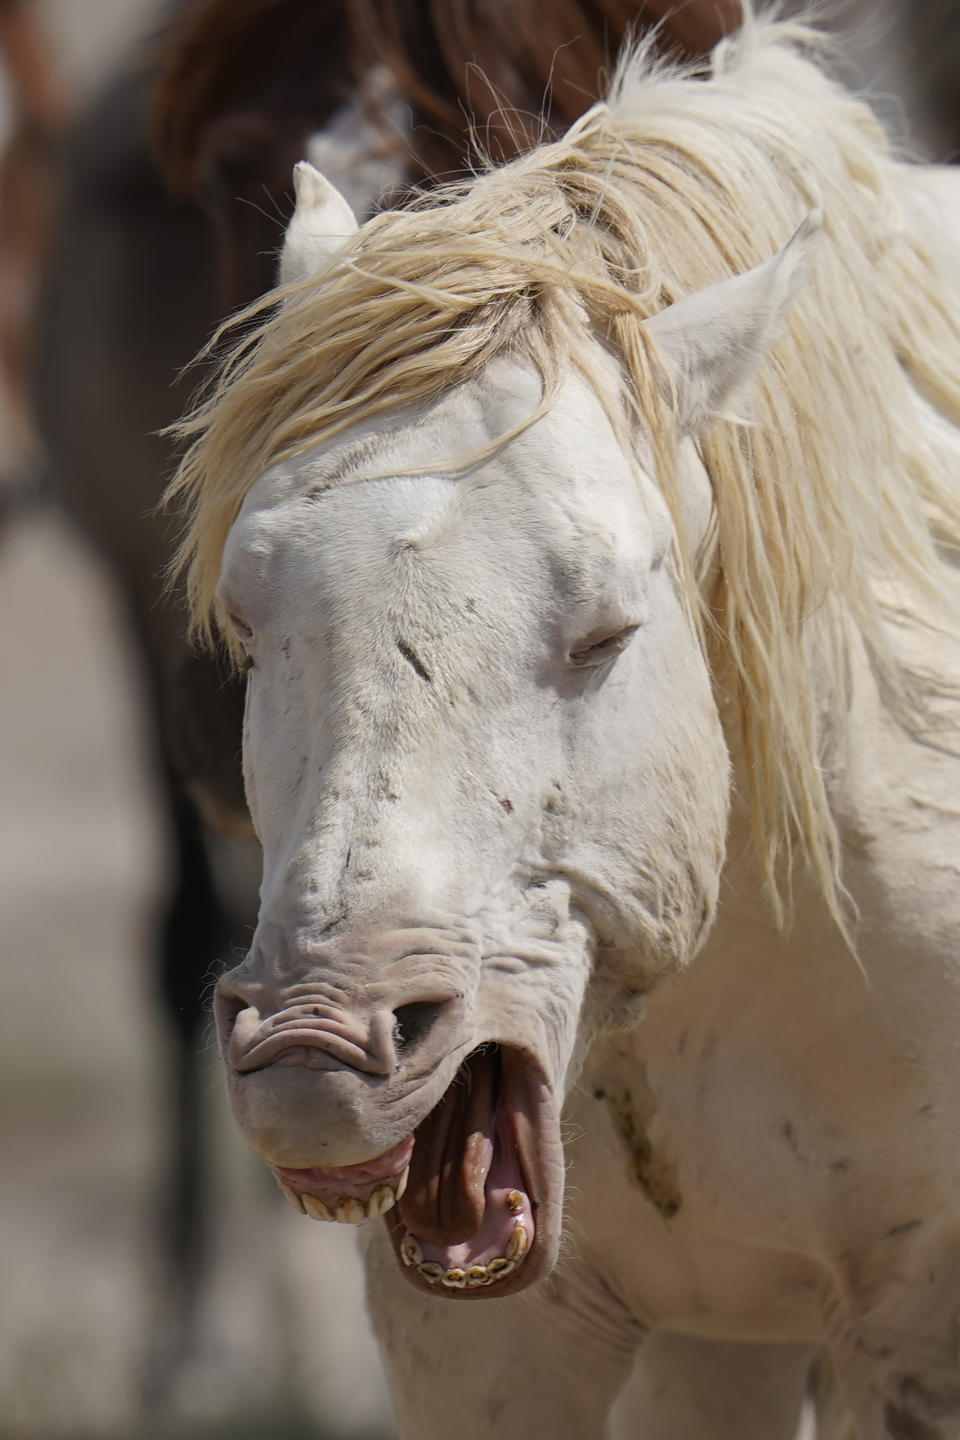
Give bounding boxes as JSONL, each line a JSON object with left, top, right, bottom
{"left": 213, "top": 363, "right": 729, "bottom": 1297}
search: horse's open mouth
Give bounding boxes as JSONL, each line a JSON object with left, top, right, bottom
{"left": 271, "top": 1044, "right": 560, "bottom": 1298}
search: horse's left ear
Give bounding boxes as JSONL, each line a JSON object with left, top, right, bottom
{"left": 278, "top": 161, "right": 359, "bottom": 286}
{"left": 645, "top": 210, "right": 822, "bottom": 434}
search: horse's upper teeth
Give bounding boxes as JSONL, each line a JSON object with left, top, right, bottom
{"left": 280, "top": 1169, "right": 408, "bottom": 1222}
{"left": 336, "top": 1197, "right": 368, "bottom": 1224}
{"left": 505, "top": 1189, "right": 525, "bottom": 1214}
{"left": 302, "top": 1193, "right": 332, "bottom": 1221}
{"left": 278, "top": 1180, "right": 306, "bottom": 1214}
{"left": 368, "top": 1184, "right": 397, "bottom": 1217}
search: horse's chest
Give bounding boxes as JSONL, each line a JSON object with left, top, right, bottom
{"left": 570, "top": 1033, "right": 828, "bottom": 1341}
{"left": 570, "top": 931, "right": 958, "bottom": 1342}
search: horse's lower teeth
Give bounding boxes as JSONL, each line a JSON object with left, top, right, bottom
{"left": 401, "top": 1234, "right": 423, "bottom": 1266}
{"left": 422, "top": 1261, "right": 497, "bottom": 1288}
{"left": 409, "top": 1235, "right": 525, "bottom": 1288}
{"left": 505, "top": 1222, "right": 529, "bottom": 1260}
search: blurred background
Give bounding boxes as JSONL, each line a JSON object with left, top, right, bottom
{"left": 0, "top": 1, "right": 957, "bottom": 1437}
{"left": 0, "top": 3, "right": 391, "bottom": 1437}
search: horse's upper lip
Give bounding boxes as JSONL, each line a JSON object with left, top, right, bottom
{"left": 270, "top": 1133, "right": 416, "bottom": 1219}
{"left": 272, "top": 1132, "right": 415, "bottom": 1196}
{"left": 234, "top": 1029, "right": 389, "bottom": 1075}
{"left": 227, "top": 999, "right": 402, "bottom": 1075}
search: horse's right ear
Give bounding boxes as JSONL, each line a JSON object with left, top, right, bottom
{"left": 278, "top": 161, "right": 358, "bottom": 285}
{"left": 644, "top": 210, "right": 822, "bottom": 434}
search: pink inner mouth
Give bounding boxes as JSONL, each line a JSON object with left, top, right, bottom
{"left": 398, "top": 1048, "right": 535, "bottom": 1271}
{"left": 273, "top": 1047, "right": 536, "bottom": 1279}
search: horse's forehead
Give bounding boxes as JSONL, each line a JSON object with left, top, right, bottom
{"left": 232, "top": 364, "right": 662, "bottom": 587}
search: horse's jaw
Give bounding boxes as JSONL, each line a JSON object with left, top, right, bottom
{"left": 215, "top": 907, "right": 586, "bottom": 1298}
{"left": 249, "top": 1042, "right": 564, "bottom": 1298}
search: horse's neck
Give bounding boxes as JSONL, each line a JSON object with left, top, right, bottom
{"left": 583, "top": 173, "right": 960, "bottom": 1133}
{"left": 907, "top": 164, "right": 960, "bottom": 276}
{"left": 684, "top": 552, "right": 951, "bottom": 1015}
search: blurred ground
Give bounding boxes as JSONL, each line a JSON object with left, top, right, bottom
{"left": 0, "top": 507, "right": 393, "bottom": 1439}
{"left": 0, "top": 509, "right": 161, "bottom": 1436}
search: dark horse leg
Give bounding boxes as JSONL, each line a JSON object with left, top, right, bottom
{"left": 145, "top": 642, "right": 258, "bottom": 1408}
{"left": 144, "top": 768, "right": 226, "bottom": 1408}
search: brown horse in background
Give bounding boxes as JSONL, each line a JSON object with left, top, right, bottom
{"left": 0, "top": 0, "right": 72, "bottom": 504}
{"left": 152, "top": 0, "right": 740, "bottom": 194}
{"left": 32, "top": 0, "right": 740, "bottom": 1415}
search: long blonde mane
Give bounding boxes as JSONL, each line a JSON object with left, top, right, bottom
{"left": 168, "top": 10, "right": 960, "bottom": 933}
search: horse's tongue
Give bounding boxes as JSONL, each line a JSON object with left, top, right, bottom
{"left": 400, "top": 1049, "right": 498, "bottom": 1246}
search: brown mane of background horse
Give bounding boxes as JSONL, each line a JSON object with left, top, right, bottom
{"left": 151, "top": 0, "right": 742, "bottom": 207}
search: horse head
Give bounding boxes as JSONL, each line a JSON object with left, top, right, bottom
{"left": 206, "top": 165, "right": 817, "bottom": 1298}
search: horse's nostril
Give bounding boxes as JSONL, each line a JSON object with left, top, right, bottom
{"left": 393, "top": 1001, "right": 447, "bottom": 1052}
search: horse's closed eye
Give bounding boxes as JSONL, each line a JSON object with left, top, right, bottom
{"left": 568, "top": 625, "right": 640, "bottom": 668}
{"left": 227, "top": 612, "right": 255, "bottom": 644}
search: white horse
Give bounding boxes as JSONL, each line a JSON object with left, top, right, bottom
{"left": 169, "top": 11, "right": 960, "bottom": 1437}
